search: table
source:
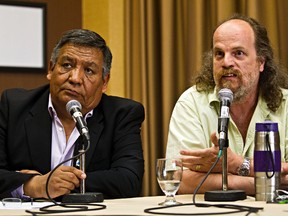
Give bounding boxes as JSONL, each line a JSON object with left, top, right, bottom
{"left": 0, "top": 194, "right": 287, "bottom": 215}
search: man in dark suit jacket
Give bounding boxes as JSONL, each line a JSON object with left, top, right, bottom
{"left": 0, "top": 29, "right": 144, "bottom": 200}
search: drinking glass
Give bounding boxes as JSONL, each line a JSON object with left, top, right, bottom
{"left": 156, "top": 158, "right": 183, "bottom": 206}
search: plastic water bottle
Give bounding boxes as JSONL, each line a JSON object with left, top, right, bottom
{"left": 254, "top": 121, "right": 281, "bottom": 202}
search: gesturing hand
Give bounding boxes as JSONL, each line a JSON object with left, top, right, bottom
{"left": 180, "top": 135, "right": 221, "bottom": 173}
{"left": 180, "top": 132, "right": 243, "bottom": 174}
{"left": 23, "top": 166, "right": 86, "bottom": 199}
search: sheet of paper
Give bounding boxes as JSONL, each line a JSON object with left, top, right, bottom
{"left": 0, "top": 202, "right": 53, "bottom": 210}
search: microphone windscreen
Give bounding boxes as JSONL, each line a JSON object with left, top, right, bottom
{"left": 218, "top": 88, "right": 233, "bottom": 102}
{"left": 66, "top": 100, "right": 82, "bottom": 114}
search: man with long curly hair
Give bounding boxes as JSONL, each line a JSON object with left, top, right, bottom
{"left": 166, "top": 14, "right": 288, "bottom": 196}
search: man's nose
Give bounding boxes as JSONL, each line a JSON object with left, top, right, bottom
{"left": 222, "top": 54, "right": 234, "bottom": 68}
{"left": 69, "top": 67, "right": 84, "bottom": 84}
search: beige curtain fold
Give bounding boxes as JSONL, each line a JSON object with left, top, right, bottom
{"left": 124, "top": 0, "right": 288, "bottom": 196}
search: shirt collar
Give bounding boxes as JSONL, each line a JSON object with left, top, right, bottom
{"left": 48, "top": 94, "right": 93, "bottom": 120}
{"left": 207, "top": 87, "right": 277, "bottom": 120}
{"left": 208, "top": 88, "right": 220, "bottom": 107}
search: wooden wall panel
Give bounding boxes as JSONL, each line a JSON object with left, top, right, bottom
{"left": 0, "top": 0, "right": 82, "bottom": 94}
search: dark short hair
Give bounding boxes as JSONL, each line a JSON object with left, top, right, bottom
{"left": 50, "top": 29, "right": 112, "bottom": 78}
{"left": 195, "top": 14, "right": 288, "bottom": 112}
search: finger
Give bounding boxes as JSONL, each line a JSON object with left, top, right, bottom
{"left": 181, "top": 153, "right": 207, "bottom": 163}
{"left": 48, "top": 172, "right": 79, "bottom": 193}
{"left": 195, "top": 164, "right": 203, "bottom": 172}
{"left": 181, "top": 148, "right": 219, "bottom": 162}
{"left": 182, "top": 159, "right": 201, "bottom": 168}
{"left": 19, "top": 169, "right": 42, "bottom": 175}
{"left": 49, "top": 167, "right": 80, "bottom": 188}
{"left": 180, "top": 149, "right": 209, "bottom": 157}
{"left": 192, "top": 164, "right": 210, "bottom": 173}
{"left": 60, "top": 166, "right": 86, "bottom": 179}
{"left": 181, "top": 150, "right": 218, "bottom": 164}
{"left": 61, "top": 172, "right": 82, "bottom": 188}
{"left": 210, "top": 132, "right": 219, "bottom": 147}
{"left": 60, "top": 178, "right": 79, "bottom": 190}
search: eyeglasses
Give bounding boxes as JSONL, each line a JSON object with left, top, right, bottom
{"left": 2, "top": 198, "right": 22, "bottom": 208}
{"left": 1, "top": 197, "right": 34, "bottom": 208}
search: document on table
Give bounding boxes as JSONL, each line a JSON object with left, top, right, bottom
{"left": 0, "top": 202, "right": 53, "bottom": 210}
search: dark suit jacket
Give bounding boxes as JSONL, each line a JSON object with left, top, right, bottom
{"left": 0, "top": 85, "right": 145, "bottom": 199}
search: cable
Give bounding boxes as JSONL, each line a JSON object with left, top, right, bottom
{"left": 144, "top": 149, "right": 264, "bottom": 215}
{"left": 45, "top": 137, "right": 90, "bottom": 206}
{"left": 192, "top": 150, "right": 222, "bottom": 204}
{"left": 144, "top": 202, "right": 263, "bottom": 215}
{"left": 25, "top": 137, "right": 107, "bottom": 215}
{"left": 25, "top": 203, "right": 106, "bottom": 215}
{"left": 265, "top": 133, "right": 275, "bottom": 179}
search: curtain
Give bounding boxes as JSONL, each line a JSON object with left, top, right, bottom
{"left": 124, "top": 0, "right": 288, "bottom": 196}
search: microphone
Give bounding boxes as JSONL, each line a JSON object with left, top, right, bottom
{"left": 218, "top": 89, "right": 233, "bottom": 192}
{"left": 204, "top": 88, "right": 246, "bottom": 201}
{"left": 218, "top": 88, "right": 233, "bottom": 150}
{"left": 66, "top": 100, "right": 90, "bottom": 141}
{"left": 62, "top": 100, "right": 103, "bottom": 203}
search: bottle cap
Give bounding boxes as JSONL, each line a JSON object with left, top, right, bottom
{"left": 255, "top": 121, "right": 278, "bottom": 132}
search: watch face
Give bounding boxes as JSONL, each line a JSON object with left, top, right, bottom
{"left": 238, "top": 159, "right": 250, "bottom": 176}
{"left": 239, "top": 167, "right": 249, "bottom": 176}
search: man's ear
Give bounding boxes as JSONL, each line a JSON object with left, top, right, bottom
{"left": 258, "top": 57, "right": 265, "bottom": 73}
{"left": 102, "top": 74, "right": 110, "bottom": 93}
{"left": 47, "top": 61, "right": 54, "bottom": 80}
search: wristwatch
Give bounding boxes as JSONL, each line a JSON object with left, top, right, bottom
{"left": 237, "top": 157, "right": 250, "bottom": 176}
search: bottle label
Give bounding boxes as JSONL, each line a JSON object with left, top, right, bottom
{"left": 254, "top": 150, "right": 281, "bottom": 172}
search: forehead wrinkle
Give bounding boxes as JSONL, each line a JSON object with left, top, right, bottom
{"left": 59, "top": 54, "right": 101, "bottom": 70}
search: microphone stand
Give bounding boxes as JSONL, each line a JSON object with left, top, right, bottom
{"left": 204, "top": 119, "right": 246, "bottom": 201}
{"left": 79, "top": 147, "right": 86, "bottom": 194}
{"left": 222, "top": 146, "right": 228, "bottom": 191}
{"left": 62, "top": 138, "right": 104, "bottom": 203}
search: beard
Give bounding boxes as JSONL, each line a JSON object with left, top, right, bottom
{"left": 215, "top": 69, "right": 250, "bottom": 103}
{"left": 231, "top": 86, "right": 250, "bottom": 103}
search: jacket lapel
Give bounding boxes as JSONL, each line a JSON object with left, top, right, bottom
{"left": 84, "top": 108, "right": 104, "bottom": 166}
{"left": 23, "top": 92, "right": 104, "bottom": 173}
{"left": 25, "top": 95, "right": 52, "bottom": 174}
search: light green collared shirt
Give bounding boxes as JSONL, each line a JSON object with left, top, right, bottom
{"left": 166, "top": 86, "right": 288, "bottom": 162}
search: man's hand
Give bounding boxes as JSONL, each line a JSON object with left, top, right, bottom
{"left": 210, "top": 132, "right": 245, "bottom": 175}
{"left": 180, "top": 132, "right": 244, "bottom": 174}
{"left": 281, "top": 162, "right": 288, "bottom": 189}
{"left": 180, "top": 140, "right": 221, "bottom": 173}
{"left": 23, "top": 166, "right": 86, "bottom": 199}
